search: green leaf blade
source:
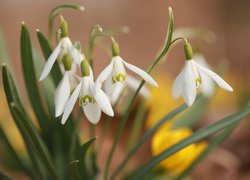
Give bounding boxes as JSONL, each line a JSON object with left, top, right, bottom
{"left": 2, "top": 64, "right": 49, "bottom": 178}
{"left": 21, "top": 23, "right": 50, "bottom": 132}
{"left": 10, "top": 103, "right": 57, "bottom": 179}
{"left": 177, "top": 123, "right": 238, "bottom": 179}
{"left": 76, "top": 138, "right": 97, "bottom": 179}
{"left": 132, "top": 106, "right": 250, "bottom": 179}
{"left": 0, "top": 127, "right": 31, "bottom": 175}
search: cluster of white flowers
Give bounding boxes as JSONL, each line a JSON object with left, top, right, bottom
{"left": 39, "top": 18, "right": 233, "bottom": 125}
{"left": 39, "top": 18, "right": 158, "bottom": 124}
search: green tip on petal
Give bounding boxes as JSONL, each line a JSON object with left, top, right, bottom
{"left": 111, "top": 38, "right": 120, "bottom": 56}
{"left": 62, "top": 54, "right": 72, "bottom": 71}
{"left": 115, "top": 74, "right": 126, "bottom": 82}
{"left": 81, "top": 60, "right": 90, "bottom": 77}
{"left": 59, "top": 16, "right": 69, "bottom": 38}
{"left": 184, "top": 42, "right": 194, "bottom": 60}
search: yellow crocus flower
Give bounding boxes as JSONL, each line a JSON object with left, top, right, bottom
{"left": 151, "top": 126, "right": 207, "bottom": 175}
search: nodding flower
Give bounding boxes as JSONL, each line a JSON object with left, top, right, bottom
{"left": 61, "top": 60, "right": 114, "bottom": 125}
{"left": 172, "top": 42, "right": 233, "bottom": 106}
{"left": 95, "top": 38, "right": 158, "bottom": 100}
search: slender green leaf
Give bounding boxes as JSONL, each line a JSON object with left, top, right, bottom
{"left": 36, "top": 30, "right": 62, "bottom": 85}
{"left": 76, "top": 138, "right": 97, "bottom": 179}
{"left": 111, "top": 100, "right": 189, "bottom": 180}
{"left": 177, "top": 123, "right": 238, "bottom": 179}
{"left": 1, "top": 66, "right": 55, "bottom": 178}
{"left": 0, "top": 127, "right": 31, "bottom": 174}
{"left": 49, "top": 4, "right": 85, "bottom": 40}
{"left": 68, "top": 160, "right": 81, "bottom": 180}
{"left": 132, "top": 106, "right": 250, "bottom": 179}
{"left": 2, "top": 64, "right": 47, "bottom": 178}
{"left": 21, "top": 23, "right": 49, "bottom": 132}
{"left": 10, "top": 103, "right": 57, "bottom": 179}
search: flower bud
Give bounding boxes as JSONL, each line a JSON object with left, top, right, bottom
{"left": 62, "top": 54, "right": 72, "bottom": 71}
{"left": 81, "top": 60, "right": 90, "bottom": 77}
{"left": 184, "top": 42, "right": 194, "bottom": 60}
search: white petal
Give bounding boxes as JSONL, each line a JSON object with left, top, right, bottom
{"left": 90, "top": 82, "right": 114, "bottom": 117}
{"left": 199, "top": 70, "right": 215, "bottom": 97}
{"left": 83, "top": 103, "right": 101, "bottom": 124}
{"left": 126, "top": 75, "right": 151, "bottom": 99}
{"left": 110, "top": 83, "right": 125, "bottom": 105}
{"left": 55, "top": 72, "right": 71, "bottom": 117}
{"left": 70, "top": 46, "right": 83, "bottom": 65}
{"left": 39, "top": 41, "right": 62, "bottom": 81}
{"left": 112, "top": 56, "right": 127, "bottom": 80}
{"left": 61, "top": 80, "right": 82, "bottom": 124}
{"left": 182, "top": 61, "right": 197, "bottom": 106}
{"left": 122, "top": 60, "right": 158, "bottom": 87}
{"left": 103, "top": 75, "right": 124, "bottom": 104}
{"left": 104, "top": 75, "right": 114, "bottom": 98}
{"left": 95, "top": 62, "right": 113, "bottom": 91}
{"left": 196, "top": 63, "right": 233, "bottom": 92}
{"left": 68, "top": 71, "right": 78, "bottom": 91}
{"left": 81, "top": 76, "right": 91, "bottom": 96}
{"left": 172, "top": 67, "right": 185, "bottom": 99}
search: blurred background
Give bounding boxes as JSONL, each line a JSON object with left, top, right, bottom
{"left": 0, "top": 0, "right": 250, "bottom": 179}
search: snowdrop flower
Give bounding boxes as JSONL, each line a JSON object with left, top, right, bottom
{"left": 96, "top": 38, "right": 158, "bottom": 96}
{"left": 172, "top": 43, "right": 233, "bottom": 106}
{"left": 61, "top": 60, "right": 114, "bottom": 125}
{"left": 54, "top": 54, "right": 78, "bottom": 117}
{"left": 103, "top": 74, "right": 151, "bottom": 105}
{"left": 39, "top": 17, "right": 83, "bottom": 81}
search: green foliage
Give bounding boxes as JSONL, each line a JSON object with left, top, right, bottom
{"left": 131, "top": 106, "right": 250, "bottom": 179}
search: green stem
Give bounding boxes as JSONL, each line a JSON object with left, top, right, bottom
{"left": 127, "top": 100, "right": 146, "bottom": 151}
{"left": 169, "top": 36, "right": 188, "bottom": 46}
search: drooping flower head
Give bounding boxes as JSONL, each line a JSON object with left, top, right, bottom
{"left": 39, "top": 16, "right": 83, "bottom": 81}
{"left": 95, "top": 38, "right": 158, "bottom": 101}
{"left": 172, "top": 42, "right": 233, "bottom": 106}
{"left": 61, "top": 60, "right": 114, "bottom": 125}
